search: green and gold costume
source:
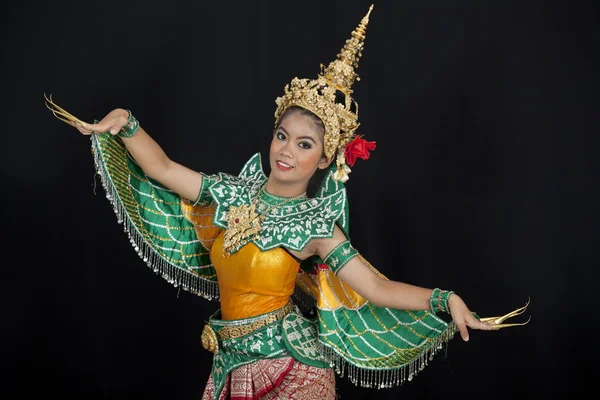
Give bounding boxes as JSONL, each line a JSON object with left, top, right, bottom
{"left": 43, "top": 5, "right": 528, "bottom": 399}
{"left": 90, "top": 132, "right": 458, "bottom": 399}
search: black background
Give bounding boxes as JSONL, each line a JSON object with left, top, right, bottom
{"left": 3, "top": 0, "right": 598, "bottom": 398}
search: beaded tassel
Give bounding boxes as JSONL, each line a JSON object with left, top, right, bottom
{"left": 313, "top": 318, "right": 459, "bottom": 390}
{"left": 91, "top": 136, "right": 220, "bottom": 301}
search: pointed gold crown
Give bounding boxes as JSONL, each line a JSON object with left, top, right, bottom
{"left": 274, "top": 5, "right": 374, "bottom": 162}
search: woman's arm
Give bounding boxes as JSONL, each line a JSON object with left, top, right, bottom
{"left": 314, "top": 226, "right": 431, "bottom": 309}
{"left": 76, "top": 108, "right": 202, "bottom": 202}
{"left": 314, "top": 225, "right": 493, "bottom": 341}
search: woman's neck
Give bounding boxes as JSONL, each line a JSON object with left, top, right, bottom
{"left": 264, "top": 177, "right": 308, "bottom": 198}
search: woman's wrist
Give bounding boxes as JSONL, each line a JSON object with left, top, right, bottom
{"left": 429, "top": 288, "right": 455, "bottom": 314}
{"left": 118, "top": 109, "right": 140, "bottom": 139}
{"left": 448, "top": 293, "right": 460, "bottom": 310}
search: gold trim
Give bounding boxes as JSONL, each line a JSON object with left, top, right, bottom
{"left": 201, "top": 325, "right": 219, "bottom": 354}
{"left": 217, "top": 302, "right": 294, "bottom": 341}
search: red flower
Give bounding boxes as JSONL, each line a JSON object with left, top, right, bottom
{"left": 344, "top": 135, "right": 376, "bottom": 167}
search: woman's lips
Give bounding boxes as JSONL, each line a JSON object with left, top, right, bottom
{"left": 276, "top": 160, "right": 293, "bottom": 171}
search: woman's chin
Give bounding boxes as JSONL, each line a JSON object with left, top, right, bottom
{"left": 269, "top": 168, "right": 305, "bottom": 184}
{"left": 270, "top": 170, "right": 294, "bottom": 182}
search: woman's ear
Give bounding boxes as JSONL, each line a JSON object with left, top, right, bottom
{"left": 318, "top": 154, "right": 335, "bottom": 170}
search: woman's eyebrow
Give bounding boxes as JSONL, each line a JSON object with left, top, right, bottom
{"left": 278, "top": 126, "right": 319, "bottom": 144}
{"left": 297, "top": 136, "right": 317, "bottom": 144}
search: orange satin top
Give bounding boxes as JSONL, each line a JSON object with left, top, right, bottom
{"left": 211, "top": 232, "right": 301, "bottom": 320}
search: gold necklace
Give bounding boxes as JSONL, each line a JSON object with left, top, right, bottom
{"left": 222, "top": 185, "right": 306, "bottom": 255}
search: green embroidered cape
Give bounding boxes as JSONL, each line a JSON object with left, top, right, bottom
{"left": 90, "top": 133, "right": 458, "bottom": 393}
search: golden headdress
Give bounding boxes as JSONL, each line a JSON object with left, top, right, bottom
{"left": 274, "top": 5, "right": 375, "bottom": 182}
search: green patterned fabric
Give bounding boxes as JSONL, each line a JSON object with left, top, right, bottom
{"left": 196, "top": 153, "right": 349, "bottom": 254}
{"left": 193, "top": 171, "right": 219, "bottom": 207}
{"left": 207, "top": 308, "right": 323, "bottom": 400}
{"left": 282, "top": 312, "right": 330, "bottom": 367}
{"left": 299, "top": 162, "right": 351, "bottom": 274}
{"left": 90, "top": 133, "right": 462, "bottom": 392}
{"left": 317, "top": 303, "right": 457, "bottom": 387}
{"left": 281, "top": 302, "right": 457, "bottom": 388}
{"left": 323, "top": 240, "right": 359, "bottom": 274}
{"left": 90, "top": 133, "right": 219, "bottom": 300}
{"left": 206, "top": 306, "right": 330, "bottom": 400}
{"left": 430, "top": 288, "right": 455, "bottom": 314}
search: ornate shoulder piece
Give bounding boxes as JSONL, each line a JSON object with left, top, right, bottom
{"left": 208, "top": 152, "right": 267, "bottom": 230}
{"left": 207, "top": 152, "right": 348, "bottom": 254}
{"left": 256, "top": 188, "right": 347, "bottom": 252}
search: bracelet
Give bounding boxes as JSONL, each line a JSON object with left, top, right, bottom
{"left": 118, "top": 109, "right": 140, "bottom": 139}
{"left": 429, "top": 288, "right": 454, "bottom": 314}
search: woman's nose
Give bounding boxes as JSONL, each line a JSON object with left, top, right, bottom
{"left": 280, "top": 142, "right": 294, "bottom": 158}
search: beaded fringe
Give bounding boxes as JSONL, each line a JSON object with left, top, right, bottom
{"left": 291, "top": 270, "right": 460, "bottom": 389}
{"left": 90, "top": 135, "right": 458, "bottom": 390}
{"left": 292, "top": 285, "right": 317, "bottom": 313}
{"left": 90, "top": 136, "right": 219, "bottom": 301}
{"left": 318, "top": 322, "right": 458, "bottom": 389}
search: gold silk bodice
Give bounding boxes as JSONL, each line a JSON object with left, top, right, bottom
{"left": 211, "top": 232, "right": 300, "bottom": 320}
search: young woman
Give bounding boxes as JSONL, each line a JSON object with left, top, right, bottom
{"left": 45, "top": 5, "right": 528, "bottom": 399}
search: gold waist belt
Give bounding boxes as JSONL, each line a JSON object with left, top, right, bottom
{"left": 201, "top": 301, "right": 294, "bottom": 354}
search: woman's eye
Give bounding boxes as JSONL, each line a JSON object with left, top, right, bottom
{"left": 299, "top": 142, "right": 312, "bottom": 149}
{"left": 277, "top": 132, "right": 286, "bottom": 140}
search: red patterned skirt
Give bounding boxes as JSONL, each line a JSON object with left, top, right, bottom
{"left": 201, "top": 357, "right": 336, "bottom": 400}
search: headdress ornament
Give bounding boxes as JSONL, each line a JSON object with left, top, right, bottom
{"left": 274, "top": 5, "right": 376, "bottom": 182}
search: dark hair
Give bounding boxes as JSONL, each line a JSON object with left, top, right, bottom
{"left": 277, "top": 106, "right": 325, "bottom": 137}
{"left": 275, "top": 106, "right": 329, "bottom": 197}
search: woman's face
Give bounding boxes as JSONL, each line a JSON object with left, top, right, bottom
{"left": 269, "top": 111, "right": 331, "bottom": 188}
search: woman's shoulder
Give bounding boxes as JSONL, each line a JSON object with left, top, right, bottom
{"left": 206, "top": 152, "right": 267, "bottom": 196}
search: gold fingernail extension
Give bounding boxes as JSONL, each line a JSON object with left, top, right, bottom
{"left": 44, "top": 93, "right": 89, "bottom": 127}
{"left": 478, "top": 297, "right": 531, "bottom": 330}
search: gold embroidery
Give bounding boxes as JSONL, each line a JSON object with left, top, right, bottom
{"left": 201, "top": 325, "right": 219, "bottom": 354}
{"left": 217, "top": 301, "right": 294, "bottom": 341}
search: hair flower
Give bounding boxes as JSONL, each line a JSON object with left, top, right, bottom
{"left": 344, "top": 135, "right": 376, "bottom": 167}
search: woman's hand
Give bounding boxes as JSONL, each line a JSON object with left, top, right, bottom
{"left": 448, "top": 294, "right": 494, "bottom": 341}
{"left": 74, "top": 108, "right": 130, "bottom": 136}
{"left": 45, "top": 96, "right": 205, "bottom": 202}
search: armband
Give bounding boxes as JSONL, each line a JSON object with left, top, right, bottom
{"left": 429, "top": 288, "right": 454, "bottom": 314}
{"left": 323, "top": 240, "right": 358, "bottom": 274}
{"left": 118, "top": 110, "right": 140, "bottom": 139}
{"left": 193, "top": 173, "right": 219, "bottom": 206}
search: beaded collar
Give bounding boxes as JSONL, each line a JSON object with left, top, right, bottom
{"left": 208, "top": 153, "right": 347, "bottom": 254}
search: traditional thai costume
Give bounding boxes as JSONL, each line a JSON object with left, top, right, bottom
{"left": 44, "top": 5, "right": 530, "bottom": 399}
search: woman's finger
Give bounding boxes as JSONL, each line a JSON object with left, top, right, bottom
{"left": 75, "top": 125, "right": 92, "bottom": 135}
{"left": 466, "top": 314, "right": 492, "bottom": 330}
{"left": 105, "top": 114, "right": 129, "bottom": 135}
{"left": 456, "top": 321, "right": 469, "bottom": 341}
{"left": 81, "top": 121, "right": 112, "bottom": 134}
{"left": 66, "top": 109, "right": 129, "bottom": 135}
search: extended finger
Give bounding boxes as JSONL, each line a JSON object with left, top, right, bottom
{"left": 466, "top": 314, "right": 493, "bottom": 330}
{"left": 456, "top": 321, "right": 469, "bottom": 342}
{"left": 75, "top": 125, "right": 93, "bottom": 135}
{"left": 81, "top": 121, "right": 111, "bottom": 134}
